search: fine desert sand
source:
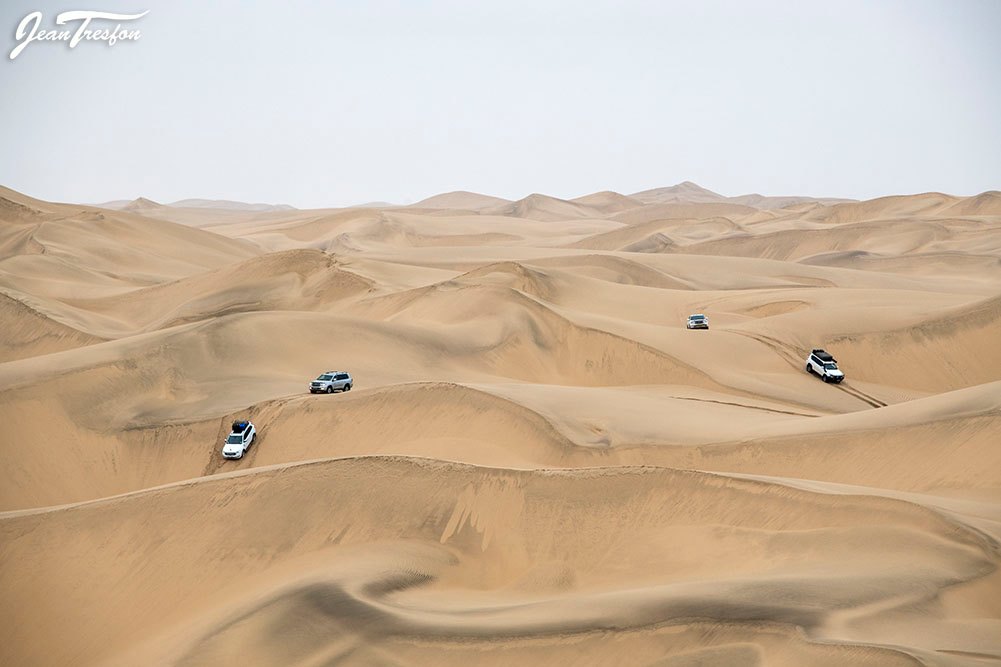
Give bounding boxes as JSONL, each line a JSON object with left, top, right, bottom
{"left": 1, "top": 182, "right": 1000, "bottom": 666}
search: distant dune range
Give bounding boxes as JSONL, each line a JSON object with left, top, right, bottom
{"left": 1, "top": 183, "right": 1000, "bottom": 666}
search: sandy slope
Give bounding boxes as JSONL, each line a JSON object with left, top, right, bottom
{"left": 409, "top": 190, "right": 512, "bottom": 211}
{"left": 1, "top": 183, "right": 1000, "bottom": 666}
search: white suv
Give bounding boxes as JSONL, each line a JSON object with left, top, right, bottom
{"left": 806, "top": 349, "right": 845, "bottom": 383}
{"left": 222, "top": 420, "right": 256, "bottom": 459}
{"left": 686, "top": 314, "right": 709, "bottom": 330}
{"left": 310, "top": 371, "right": 353, "bottom": 394}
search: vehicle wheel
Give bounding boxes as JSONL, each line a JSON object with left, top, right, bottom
{"left": 345, "top": 384, "right": 352, "bottom": 391}
{"left": 326, "top": 386, "right": 333, "bottom": 394}
{"left": 822, "top": 375, "right": 829, "bottom": 383}
{"left": 805, "top": 364, "right": 812, "bottom": 374}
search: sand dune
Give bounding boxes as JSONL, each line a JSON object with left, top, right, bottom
{"left": 484, "top": 193, "right": 606, "bottom": 221}
{"left": 2, "top": 458, "right": 994, "bottom": 667}
{"left": 568, "top": 216, "right": 744, "bottom": 251}
{"left": 528, "top": 254, "right": 695, "bottom": 289}
{"left": 0, "top": 205, "right": 260, "bottom": 297}
{"left": 730, "top": 192, "right": 856, "bottom": 208}
{"left": 409, "top": 190, "right": 511, "bottom": 210}
{"left": 611, "top": 201, "right": 759, "bottom": 224}
{"left": 95, "top": 196, "right": 296, "bottom": 213}
{"left": 627, "top": 181, "right": 853, "bottom": 210}
{"left": 169, "top": 198, "right": 295, "bottom": 212}
{"left": 811, "top": 192, "right": 960, "bottom": 225}
{"left": 2, "top": 184, "right": 1000, "bottom": 666}
{"left": 0, "top": 291, "right": 103, "bottom": 361}
{"left": 942, "top": 190, "right": 1001, "bottom": 216}
{"left": 825, "top": 293, "right": 1001, "bottom": 392}
{"left": 570, "top": 190, "right": 645, "bottom": 213}
{"left": 651, "top": 217, "right": 1001, "bottom": 264}
{"left": 630, "top": 181, "right": 726, "bottom": 204}
{"left": 122, "top": 196, "right": 165, "bottom": 211}
{"left": 62, "top": 249, "right": 374, "bottom": 335}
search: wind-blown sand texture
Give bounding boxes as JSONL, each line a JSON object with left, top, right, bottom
{"left": 2, "top": 182, "right": 1000, "bottom": 666}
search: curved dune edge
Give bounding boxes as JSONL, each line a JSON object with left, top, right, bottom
{"left": 1, "top": 456, "right": 994, "bottom": 667}
{"left": 3, "top": 375, "right": 999, "bottom": 510}
{"left": 826, "top": 293, "right": 1001, "bottom": 392}
{"left": 0, "top": 381, "right": 577, "bottom": 510}
{"left": 60, "top": 248, "right": 375, "bottom": 335}
{"left": 0, "top": 290, "right": 104, "bottom": 361}
{"left": 349, "top": 279, "right": 736, "bottom": 394}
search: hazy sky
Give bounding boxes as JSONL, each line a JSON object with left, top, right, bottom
{"left": 2, "top": 0, "right": 999, "bottom": 208}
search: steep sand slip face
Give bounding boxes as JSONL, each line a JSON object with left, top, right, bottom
{"left": 826, "top": 294, "right": 1001, "bottom": 392}
{"left": 2, "top": 185, "right": 1000, "bottom": 665}
{"left": 1, "top": 458, "right": 994, "bottom": 667}
{"left": 0, "top": 292, "right": 104, "bottom": 361}
{"left": 62, "top": 249, "right": 375, "bottom": 334}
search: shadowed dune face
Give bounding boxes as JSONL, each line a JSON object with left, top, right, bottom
{"left": 0, "top": 292, "right": 104, "bottom": 361}
{"left": 2, "top": 184, "right": 1001, "bottom": 666}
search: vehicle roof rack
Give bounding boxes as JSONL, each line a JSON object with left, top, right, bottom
{"left": 811, "top": 349, "right": 836, "bottom": 362}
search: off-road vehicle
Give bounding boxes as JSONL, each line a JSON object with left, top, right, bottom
{"left": 222, "top": 420, "right": 256, "bottom": 459}
{"left": 310, "top": 371, "right": 353, "bottom": 394}
{"left": 687, "top": 314, "right": 709, "bottom": 330}
{"left": 806, "top": 349, "right": 844, "bottom": 383}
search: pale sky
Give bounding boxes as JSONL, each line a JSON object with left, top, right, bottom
{"left": 1, "top": 0, "right": 999, "bottom": 208}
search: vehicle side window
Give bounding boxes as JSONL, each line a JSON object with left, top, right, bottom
{"left": 336, "top": 374, "right": 348, "bottom": 380}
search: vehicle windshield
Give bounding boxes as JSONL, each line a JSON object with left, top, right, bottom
{"left": 317, "top": 374, "right": 333, "bottom": 381}
{"left": 824, "top": 363, "right": 838, "bottom": 370}
{"left": 689, "top": 315, "right": 704, "bottom": 320}
{"left": 226, "top": 434, "right": 243, "bottom": 444}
